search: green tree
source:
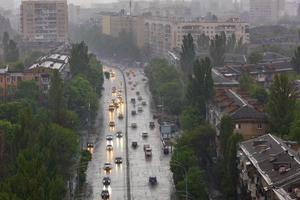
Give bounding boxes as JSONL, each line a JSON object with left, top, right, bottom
{"left": 226, "top": 33, "right": 236, "bottom": 53}
{"left": 291, "top": 46, "right": 300, "bottom": 73}
{"left": 197, "top": 33, "right": 210, "bottom": 51}
{"left": 177, "top": 167, "right": 209, "bottom": 200}
{"left": 179, "top": 107, "right": 202, "bottom": 131}
{"left": 239, "top": 74, "right": 254, "bottom": 91}
{"left": 186, "top": 57, "right": 213, "bottom": 118}
{"left": 16, "top": 80, "right": 39, "bottom": 101}
{"left": 268, "top": 74, "right": 296, "bottom": 136}
{"left": 69, "top": 41, "right": 89, "bottom": 76}
{"left": 6, "top": 40, "right": 19, "bottom": 62}
{"left": 209, "top": 32, "right": 226, "bottom": 67}
{"left": 2, "top": 32, "right": 9, "bottom": 60}
{"left": 180, "top": 33, "right": 196, "bottom": 75}
{"left": 248, "top": 51, "right": 263, "bottom": 64}
{"left": 48, "top": 70, "right": 65, "bottom": 124}
{"left": 219, "top": 115, "right": 234, "bottom": 157}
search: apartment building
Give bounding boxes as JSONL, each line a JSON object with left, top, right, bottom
{"left": 249, "top": 0, "right": 285, "bottom": 24}
{"left": 102, "top": 14, "right": 145, "bottom": 48}
{"left": 20, "top": 0, "right": 68, "bottom": 43}
{"left": 144, "top": 17, "right": 249, "bottom": 57}
{"left": 207, "top": 87, "right": 268, "bottom": 139}
{"left": 238, "top": 134, "right": 300, "bottom": 199}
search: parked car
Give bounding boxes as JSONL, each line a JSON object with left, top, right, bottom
{"left": 108, "top": 104, "right": 115, "bottom": 111}
{"left": 142, "top": 101, "right": 147, "bottom": 106}
{"left": 136, "top": 91, "right": 140, "bottom": 95}
{"left": 138, "top": 96, "right": 143, "bottom": 101}
{"left": 131, "top": 98, "right": 136, "bottom": 104}
{"left": 145, "top": 147, "right": 152, "bottom": 157}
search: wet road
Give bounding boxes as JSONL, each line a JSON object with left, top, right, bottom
{"left": 85, "top": 67, "right": 127, "bottom": 200}
{"left": 85, "top": 66, "right": 173, "bottom": 200}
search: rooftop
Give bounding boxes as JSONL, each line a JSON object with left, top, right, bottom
{"left": 214, "top": 88, "right": 267, "bottom": 121}
{"left": 29, "top": 53, "right": 69, "bottom": 71}
{"left": 240, "top": 134, "right": 300, "bottom": 188}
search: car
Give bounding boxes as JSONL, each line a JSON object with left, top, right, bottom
{"left": 131, "top": 123, "right": 137, "bottom": 128}
{"left": 112, "top": 87, "right": 116, "bottom": 93}
{"left": 101, "top": 189, "right": 110, "bottom": 199}
{"left": 149, "top": 122, "right": 155, "bottom": 129}
{"left": 136, "top": 91, "right": 140, "bottom": 95}
{"left": 106, "top": 135, "right": 113, "bottom": 141}
{"left": 131, "top": 87, "right": 134, "bottom": 90}
{"left": 145, "top": 147, "right": 152, "bottom": 156}
{"left": 143, "top": 144, "right": 150, "bottom": 151}
{"left": 116, "top": 131, "right": 123, "bottom": 138}
{"left": 131, "top": 110, "right": 136, "bottom": 116}
{"left": 114, "top": 102, "right": 119, "bottom": 108}
{"left": 109, "top": 121, "right": 115, "bottom": 127}
{"left": 149, "top": 176, "right": 157, "bottom": 185}
{"left": 128, "top": 81, "right": 132, "bottom": 85}
{"left": 138, "top": 96, "right": 143, "bottom": 101}
{"left": 102, "top": 177, "right": 111, "bottom": 186}
{"left": 142, "top": 78, "right": 147, "bottom": 81}
{"left": 131, "top": 98, "right": 136, "bottom": 104}
{"left": 142, "top": 132, "right": 148, "bottom": 138}
{"left": 163, "top": 146, "right": 169, "bottom": 155}
{"left": 142, "top": 101, "right": 147, "bottom": 106}
{"left": 108, "top": 104, "right": 115, "bottom": 111}
{"left": 103, "top": 162, "right": 112, "bottom": 171}
{"left": 118, "top": 113, "right": 124, "bottom": 119}
{"left": 115, "top": 157, "right": 123, "bottom": 164}
{"left": 138, "top": 106, "right": 143, "bottom": 112}
{"left": 87, "top": 142, "right": 94, "bottom": 148}
{"left": 132, "top": 141, "right": 138, "bottom": 148}
{"left": 106, "top": 144, "right": 113, "bottom": 151}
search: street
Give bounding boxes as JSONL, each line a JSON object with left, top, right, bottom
{"left": 85, "top": 66, "right": 173, "bottom": 200}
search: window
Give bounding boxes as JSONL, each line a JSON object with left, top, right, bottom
{"left": 235, "top": 123, "right": 241, "bottom": 129}
{"left": 257, "top": 123, "right": 262, "bottom": 129}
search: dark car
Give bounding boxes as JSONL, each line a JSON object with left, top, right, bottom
{"left": 149, "top": 122, "right": 155, "bottom": 129}
{"left": 163, "top": 146, "right": 169, "bottom": 155}
{"left": 149, "top": 176, "right": 157, "bottom": 185}
{"left": 116, "top": 131, "right": 123, "bottom": 138}
{"left": 115, "top": 157, "right": 123, "bottom": 164}
{"left": 101, "top": 190, "right": 110, "bottom": 199}
{"left": 131, "top": 110, "right": 136, "bottom": 116}
{"left": 102, "top": 177, "right": 111, "bottom": 186}
{"left": 132, "top": 141, "right": 138, "bottom": 148}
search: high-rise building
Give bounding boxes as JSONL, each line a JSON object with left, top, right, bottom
{"left": 249, "top": 0, "right": 285, "bottom": 24}
{"left": 20, "top": 0, "right": 68, "bottom": 43}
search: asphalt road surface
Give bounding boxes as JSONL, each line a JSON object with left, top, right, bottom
{"left": 85, "top": 66, "right": 173, "bottom": 200}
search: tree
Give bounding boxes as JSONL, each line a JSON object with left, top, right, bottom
{"left": 186, "top": 57, "right": 214, "bottom": 118}
{"left": 16, "top": 80, "right": 40, "bottom": 101}
{"left": 48, "top": 70, "right": 65, "bottom": 124}
{"left": 291, "top": 46, "right": 300, "bottom": 73}
{"left": 69, "top": 41, "right": 89, "bottom": 76}
{"left": 179, "top": 107, "right": 202, "bottom": 131}
{"left": 177, "top": 167, "right": 209, "bottom": 200}
{"left": 248, "top": 51, "right": 263, "bottom": 64}
{"left": 239, "top": 74, "right": 254, "bottom": 91}
{"left": 219, "top": 115, "right": 234, "bottom": 157}
{"left": 267, "top": 74, "right": 296, "bottom": 136}
{"left": 180, "top": 33, "right": 195, "bottom": 75}
{"left": 197, "top": 33, "right": 210, "bottom": 51}
{"left": 2, "top": 32, "right": 9, "bottom": 50}
{"left": 5, "top": 40, "right": 19, "bottom": 62}
{"left": 226, "top": 33, "right": 236, "bottom": 53}
{"left": 209, "top": 32, "right": 226, "bottom": 67}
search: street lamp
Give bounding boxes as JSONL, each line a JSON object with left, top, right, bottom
{"left": 170, "top": 160, "right": 188, "bottom": 200}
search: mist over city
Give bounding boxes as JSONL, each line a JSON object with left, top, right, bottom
{"left": 1, "top": 0, "right": 300, "bottom": 200}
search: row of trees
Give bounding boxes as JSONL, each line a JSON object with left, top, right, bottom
{"left": 0, "top": 41, "right": 104, "bottom": 199}
{"left": 144, "top": 59, "right": 184, "bottom": 115}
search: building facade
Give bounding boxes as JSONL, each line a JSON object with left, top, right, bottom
{"left": 101, "top": 14, "right": 145, "bottom": 48}
{"left": 249, "top": 0, "right": 285, "bottom": 24}
{"left": 144, "top": 17, "right": 249, "bottom": 56}
{"left": 20, "top": 0, "right": 68, "bottom": 43}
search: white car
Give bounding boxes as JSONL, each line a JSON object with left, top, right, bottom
{"left": 106, "top": 135, "right": 113, "bottom": 141}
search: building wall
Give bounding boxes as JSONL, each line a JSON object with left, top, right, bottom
{"left": 233, "top": 121, "right": 268, "bottom": 140}
{"left": 20, "top": 0, "right": 68, "bottom": 43}
{"left": 102, "top": 15, "right": 111, "bottom": 35}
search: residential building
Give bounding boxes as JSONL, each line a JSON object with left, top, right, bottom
{"left": 20, "top": 0, "right": 68, "bottom": 43}
{"left": 144, "top": 17, "right": 249, "bottom": 57}
{"left": 249, "top": 0, "right": 285, "bottom": 24}
{"left": 207, "top": 87, "right": 268, "bottom": 139}
{"left": 215, "top": 61, "right": 293, "bottom": 86}
{"left": 102, "top": 13, "right": 145, "bottom": 48}
{"left": 238, "top": 134, "right": 300, "bottom": 200}
{"left": 0, "top": 53, "right": 70, "bottom": 99}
